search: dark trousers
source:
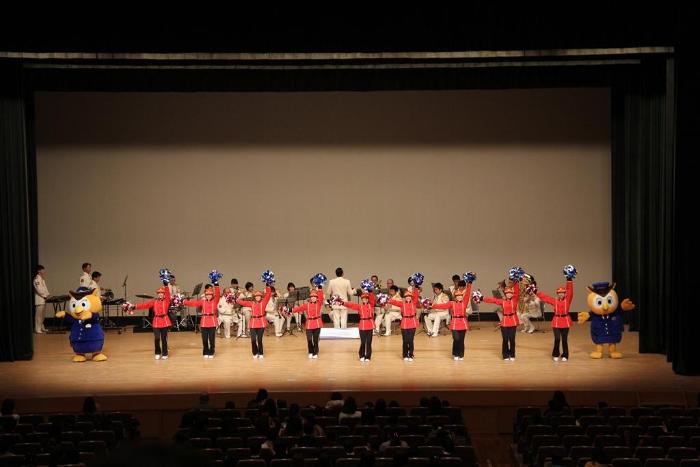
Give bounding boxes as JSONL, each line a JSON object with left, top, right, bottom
{"left": 401, "top": 328, "right": 415, "bottom": 358}
{"left": 306, "top": 328, "right": 320, "bottom": 355}
{"left": 552, "top": 327, "right": 570, "bottom": 358}
{"left": 359, "top": 329, "right": 373, "bottom": 359}
{"left": 201, "top": 327, "right": 215, "bottom": 355}
{"left": 251, "top": 328, "right": 265, "bottom": 356}
{"left": 451, "top": 330, "right": 466, "bottom": 357}
{"left": 154, "top": 328, "right": 169, "bottom": 356}
{"left": 501, "top": 326, "right": 516, "bottom": 358}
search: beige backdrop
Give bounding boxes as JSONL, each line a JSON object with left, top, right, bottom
{"left": 36, "top": 89, "right": 610, "bottom": 314}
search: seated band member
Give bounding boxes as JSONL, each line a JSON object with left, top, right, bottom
{"left": 264, "top": 286, "right": 285, "bottom": 337}
{"left": 184, "top": 282, "right": 221, "bottom": 358}
{"left": 237, "top": 285, "right": 273, "bottom": 359}
{"left": 537, "top": 279, "right": 574, "bottom": 361}
{"left": 375, "top": 283, "right": 402, "bottom": 336}
{"left": 88, "top": 271, "right": 104, "bottom": 300}
{"left": 431, "top": 282, "right": 473, "bottom": 360}
{"left": 217, "top": 285, "right": 240, "bottom": 339}
{"left": 343, "top": 291, "right": 376, "bottom": 362}
{"left": 424, "top": 282, "right": 450, "bottom": 337}
{"left": 483, "top": 280, "right": 521, "bottom": 361}
{"left": 292, "top": 286, "right": 325, "bottom": 358}
{"left": 134, "top": 281, "right": 172, "bottom": 359}
{"left": 519, "top": 293, "right": 542, "bottom": 334}
{"left": 388, "top": 287, "right": 420, "bottom": 361}
{"left": 282, "top": 282, "right": 302, "bottom": 333}
{"left": 237, "top": 282, "right": 255, "bottom": 337}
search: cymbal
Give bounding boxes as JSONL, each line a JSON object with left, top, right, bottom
{"left": 135, "top": 294, "right": 154, "bottom": 299}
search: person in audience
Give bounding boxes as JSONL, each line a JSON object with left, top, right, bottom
{"left": 325, "top": 392, "right": 344, "bottom": 410}
{"left": 374, "top": 398, "right": 387, "bottom": 416}
{"left": 338, "top": 397, "right": 362, "bottom": 421}
{"left": 0, "top": 399, "right": 19, "bottom": 421}
{"left": 379, "top": 430, "right": 408, "bottom": 452}
{"left": 543, "top": 390, "right": 570, "bottom": 417}
{"left": 584, "top": 448, "right": 610, "bottom": 467}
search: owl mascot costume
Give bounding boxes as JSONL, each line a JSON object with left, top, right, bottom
{"left": 55, "top": 287, "right": 107, "bottom": 362}
{"left": 577, "top": 282, "right": 635, "bottom": 359}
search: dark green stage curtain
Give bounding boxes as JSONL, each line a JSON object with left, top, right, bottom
{"left": 0, "top": 62, "right": 34, "bottom": 361}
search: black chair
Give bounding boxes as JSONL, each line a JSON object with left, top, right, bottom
{"left": 595, "top": 434, "right": 623, "bottom": 448}
{"left": 633, "top": 446, "right": 665, "bottom": 464}
{"left": 572, "top": 407, "right": 598, "bottom": 419}
{"left": 601, "top": 407, "right": 628, "bottom": 418}
{"left": 562, "top": 435, "right": 592, "bottom": 451}
{"left": 335, "top": 458, "right": 361, "bottom": 467}
{"left": 642, "top": 460, "right": 674, "bottom": 467}
{"left": 603, "top": 445, "right": 633, "bottom": 459}
{"left": 535, "top": 445, "right": 567, "bottom": 466}
{"left": 558, "top": 425, "right": 584, "bottom": 437}
{"left": 667, "top": 446, "right": 698, "bottom": 462}
{"left": 452, "top": 446, "right": 477, "bottom": 467}
{"left": 610, "top": 459, "right": 641, "bottom": 467}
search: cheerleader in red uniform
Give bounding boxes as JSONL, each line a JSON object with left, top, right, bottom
{"left": 237, "top": 286, "right": 272, "bottom": 359}
{"left": 431, "top": 282, "right": 473, "bottom": 360}
{"left": 342, "top": 291, "right": 377, "bottom": 362}
{"left": 291, "top": 287, "right": 325, "bottom": 359}
{"left": 482, "top": 276, "right": 521, "bottom": 361}
{"left": 133, "top": 284, "right": 172, "bottom": 360}
{"left": 184, "top": 282, "right": 220, "bottom": 358}
{"left": 388, "top": 287, "right": 420, "bottom": 361}
{"left": 537, "top": 279, "right": 574, "bottom": 361}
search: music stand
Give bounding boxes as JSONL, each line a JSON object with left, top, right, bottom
{"left": 281, "top": 287, "right": 309, "bottom": 336}
{"left": 179, "top": 282, "right": 202, "bottom": 331}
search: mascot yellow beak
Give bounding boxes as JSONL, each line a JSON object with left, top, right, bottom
{"left": 602, "top": 303, "right": 609, "bottom": 312}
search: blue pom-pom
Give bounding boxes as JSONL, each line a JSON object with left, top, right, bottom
{"left": 360, "top": 279, "right": 374, "bottom": 291}
{"left": 208, "top": 269, "right": 223, "bottom": 283}
{"left": 563, "top": 264, "right": 578, "bottom": 280}
{"left": 509, "top": 266, "right": 525, "bottom": 281}
{"left": 410, "top": 272, "right": 425, "bottom": 286}
{"left": 159, "top": 268, "right": 172, "bottom": 284}
{"left": 463, "top": 271, "right": 477, "bottom": 283}
{"left": 311, "top": 273, "right": 327, "bottom": 287}
{"left": 261, "top": 270, "right": 276, "bottom": 286}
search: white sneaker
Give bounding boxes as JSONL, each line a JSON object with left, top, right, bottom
{"left": 510, "top": 357, "right": 515, "bottom": 361}
{"left": 276, "top": 334, "right": 283, "bottom": 337}
{"left": 155, "top": 355, "right": 161, "bottom": 360}
{"left": 527, "top": 329, "right": 535, "bottom": 334}
{"left": 253, "top": 354, "right": 259, "bottom": 359}
{"left": 504, "top": 357, "right": 510, "bottom": 361}
{"left": 408, "top": 358, "right": 414, "bottom": 362}
{"left": 311, "top": 355, "right": 317, "bottom": 359}
{"left": 162, "top": 355, "right": 169, "bottom": 360}
{"left": 561, "top": 357, "right": 568, "bottom": 362}
{"left": 384, "top": 333, "right": 391, "bottom": 337}
{"left": 203, "top": 355, "right": 208, "bottom": 359}
{"left": 404, "top": 357, "right": 409, "bottom": 361}
{"left": 520, "top": 329, "right": 527, "bottom": 333}
{"left": 209, "top": 354, "right": 215, "bottom": 359}
{"left": 453, "top": 356, "right": 459, "bottom": 361}
{"left": 459, "top": 357, "right": 464, "bottom": 361}
{"left": 308, "top": 353, "right": 313, "bottom": 359}
{"left": 360, "top": 357, "right": 366, "bottom": 362}
{"left": 259, "top": 354, "right": 264, "bottom": 359}
{"left": 553, "top": 357, "right": 559, "bottom": 362}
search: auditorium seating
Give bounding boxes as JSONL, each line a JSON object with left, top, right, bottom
{"left": 514, "top": 403, "right": 700, "bottom": 466}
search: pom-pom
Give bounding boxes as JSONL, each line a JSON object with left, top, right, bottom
{"left": 563, "top": 264, "right": 578, "bottom": 280}
{"left": 224, "top": 292, "right": 236, "bottom": 305}
{"left": 525, "top": 284, "right": 538, "bottom": 296}
{"left": 410, "top": 272, "right": 425, "bottom": 286}
{"left": 509, "top": 266, "right": 526, "bottom": 282}
{"left": 360, "top": 278, "right": 374, "bottom": 291}
{"left": 208, "top": 269, "right": 223, "bottom": 283}
{"left": 311, "top": 273, "right": 327, "bottom": 287}
{"left": 159, "top": 268, "right": 172, "bottom": 284}
{"left": 121, "top": 301, "right": 135, "bottom": 315}
{"left": 171, "top": 293, "right": 184, "bottom": 307}
{"left": 420, "top": 297, "right": 431, "bottom": 310}
{"left": 327, "top": 294, "right": 344, "bottom": 306}
{"left": 463, "top": 271, "right": 477, "bottom": 284}
{"left": 279, "top": 305, "right": 290, "bottom": 317}
{"left": 376, "top": 293, "right": 389, "bottom": 306}
{"left": 472, "top": 290, "right": 484, "bottom": 304}
{"left": 261, "top": 270, "right": 276, "bottom": 286}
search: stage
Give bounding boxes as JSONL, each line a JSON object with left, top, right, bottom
{"left": 2, "top": 322, "right": 699, "bottom": 438}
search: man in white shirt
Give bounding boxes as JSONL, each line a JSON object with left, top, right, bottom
{"left": 375, "top": 284, "right": 402, "bottom": 336}
{"left": 88, "top": 271, "right": 103, "bottom": 298}
{"left": 424, "top": 283, "right": 450, "bottom": 337}
{"left": 33, "top": 265, "right": 49, "bottom": 333}
{"left": 79, "top": 262, "right": 92, "bottom": 288}
{"left": 326, "top": 267, "right": 354, "bottom": 328}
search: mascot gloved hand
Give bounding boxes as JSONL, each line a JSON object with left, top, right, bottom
{"left": 55, "top": 287, "right": 107, "bottom": 362}
{"left": 577, "top": 282, "right": 635, "bottom": 359}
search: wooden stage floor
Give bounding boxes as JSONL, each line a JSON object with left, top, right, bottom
{"left": 2, "top": 324, "right": 698, "bottom": 399}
